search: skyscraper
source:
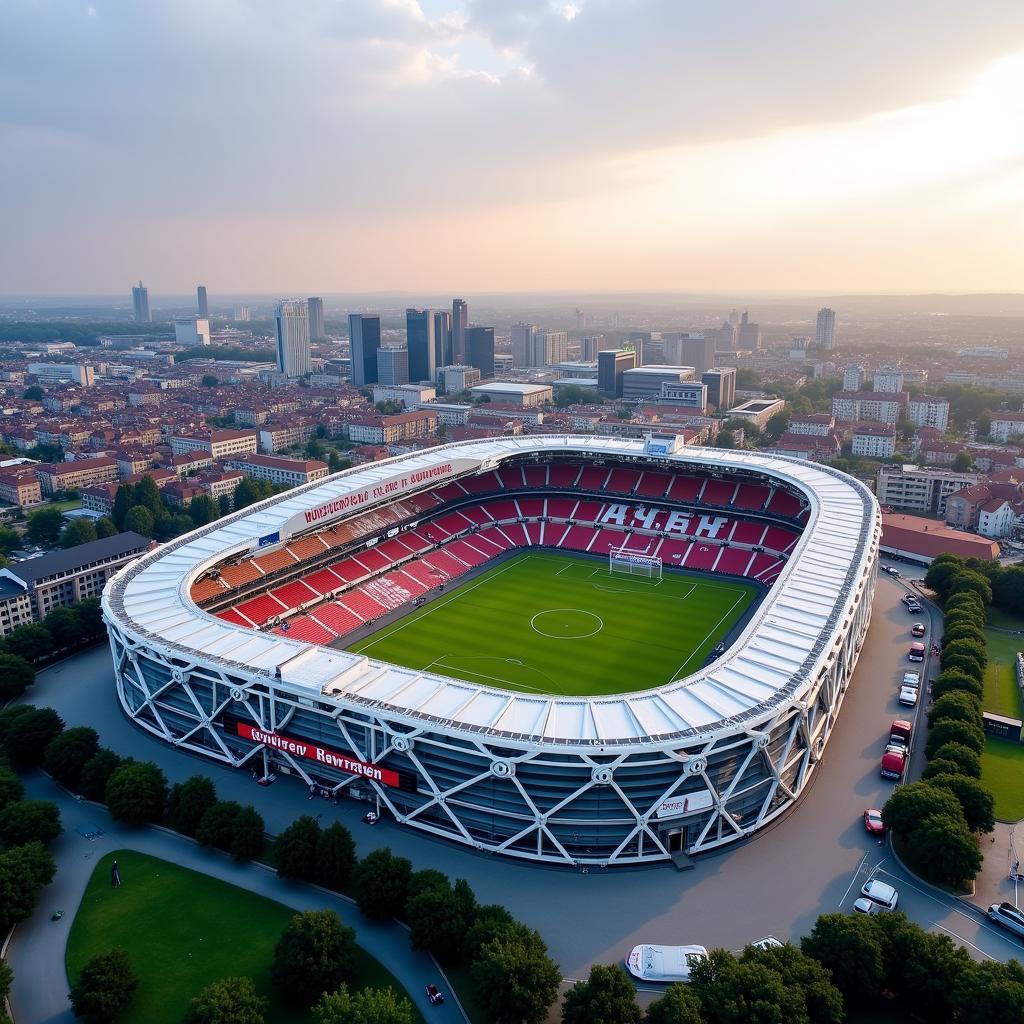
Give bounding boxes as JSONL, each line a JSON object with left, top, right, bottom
{"left": 816, "top": 307, "right": 836, "bottom": 350}
{"left": 196, "top": 285, "right": 208, "bottom": 319}
{"left": 737, "top": 311, "right": 761, "bottom": 350}
{"left": 406, "top": 308, "right": 436, "bottom": 382}
{"left": 701, "top": 368, "right": 736, "bottom": 411}
{"left": 598, "top": 349, "right": 637, "bottom": 398}
{"left": 433, "top": 310, "right": 452, "bottom": 371}
{"left": 578, "top": 335, "right": 606, "bottom": 361}
{"left": 664, "top": 332, "right": 715, "bottom": 374}
{"left": 376, "top": 347, "right": 410, "bottom": 386}
{"left": 274, "top": 300, "right": 311, "bottom": 378}
{"left": 452, "top": 299, "right": 468, "bottom": 363}
{"left": 511, "top": 322, "right": 535, "bottom": 368}
{"left": 466, "top": 327, "right": 495, "bottom": 379}
{"left": 131, "top": 281, "right": 151, "bottom": 323}
{"left": 308, "top": 297, "right": 325, "bottom": 341}
{"left": 348, "top": 314, "right": 381, "bottom": 387}
{"left": 529, "top": 330, "right": 569, "bottom": 367}
{"left": 174, "top": 316, "right": 211, "bottom": 348}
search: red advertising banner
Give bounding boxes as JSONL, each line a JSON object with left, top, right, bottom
{"left": 236, "top": 722, "right": 401, "bottom": 788}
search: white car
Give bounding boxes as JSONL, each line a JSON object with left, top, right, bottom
{"left": 626, "top": 944, "right": 709, "bottom": 983}
{"left": 751, "top": 936, "right": 784, "bottom": 950}
{"left": 902, "top": 671, "right": 921, "bottom": 687}
{"left": 899, "top": 684, "right": 920, "bottom": 707}
{"left": 860, "top": 878, "right": 899, "bottom": 910}
{"left": 852, "top": 897, "right": 879, "bottom": 915}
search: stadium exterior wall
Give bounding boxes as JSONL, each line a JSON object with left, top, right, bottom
{"left": 103, "top": 438, "right": 880, "bottom": 867}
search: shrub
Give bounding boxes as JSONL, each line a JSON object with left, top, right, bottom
{"left": 925, "top": 719, "right": 986, "bottom": 758}
{"left": 104, "top": 762, "right": 167, "bottom": 825}
{"left": 927, "top": 691, "right": 983, "bottom": 730}
{"left": 0, "top": 799, "right": 61, "bottom": 848}
{"left": 925, "top": 742, "right": 982, "bottom": 779}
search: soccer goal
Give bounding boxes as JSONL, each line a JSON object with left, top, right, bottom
{"left": 609, "top": 548, "right": 663, "bottom": 580}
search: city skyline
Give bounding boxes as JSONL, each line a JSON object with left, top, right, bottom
{"left": 1, "top": 1, "right": 1021, "bottom": 295}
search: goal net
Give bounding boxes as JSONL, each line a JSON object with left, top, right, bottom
{"left": 609, "top": 548, "right": 663, "bottom": 580}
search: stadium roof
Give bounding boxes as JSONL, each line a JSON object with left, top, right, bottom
{"left": 104, "top": 437, "right": 879, "bottom": 748}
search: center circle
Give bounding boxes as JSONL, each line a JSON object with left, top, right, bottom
{"left": 530, "top": 608, "right": 604, "bottom": 640}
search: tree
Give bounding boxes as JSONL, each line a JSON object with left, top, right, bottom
{"left": 976, "top": 412, "right": 992, "bottom": 437}
{"left": 104, "top": 761, "right": 166, "bottom": 825}
{"left": 740, "top": 942, "right": 844, "bottom": 1024}
{"left": 950, "top": 959, "right": 1024, "bottom": 1024}
{"left": 0, "top": 959, "right": 13, "bottom": 1024}
{"left": 111, "top": 485, "right": 133, "bottom": 530}
{"left": 352, "top": 848, "right": 413, "bottom": 921}
{"left": 218, "top": 494, "right": 232, "bottom": 516}
{"left": 0, "top": 799, "right": 61, "bottom": 848}
{"left": 946, "top": 571, "right": 992, "bottom": 605}
{"left": 463, "top": 904, "right": 517, "bottom": 964}
{"left": 562, "top": 964, "right": 641, "bottom": 1024}
{"left": 801, "top": 913, "right": 883, "bottom": 1004}
{"left": 123, "top": 505, "right": 155, "bottom": 537}
{"left": 274, "top": 815, "right": 321, "bottom": 881}
{"left": 22, "top": 385, "right": 42, "bottom": 401}
{"left": 924, "top": 773, "right": 995, "bottom": 834}
{"left": 78, "top": 749, "right": 123, "bottom": 801}
{"left": 763, "top": 409, "right": 791, "bottom": 442}
{"left": 271, "top": 910, "right": 357, "bottom": 1008}
{"left": 904, "top": 812, "right": 982, "bottom": 888}
{"left": 928, "top": 691, "right": 983, "bottom": 730}
{"left": 0, "top": 654, "right": 35, "bottom": 701}
{"left": 201, "top": 375, "right": 220, "bottom": 388}
{"left": 952, "top": 451, "right": 975, "bottom": 472}
{"left": 688, "top": 949, "right": 811, "bottom": 1024}
{"left": 233, "top": 479, "right": 264, "bottom": 510}
{"left": 190, "top": 494, "right": 219, "bottom": 527}
{"left": 231, "top": 806, "right": 265, "bottom": 861}
{"left": 44, "top": 725, "right": 99, "bottom": 790}
{"left": 312, "top": 984, "right": 414, "bottom": 1024}
{"left": 925, "top": 719, "right": 986, "bottom": 758}
{"left": 407, "top": 878, "right": 477, "bottom": 965}
{"left": 407, "top": 868, "right": 449, "bottom": 901}
{"left": 0, "top": 768, "right": 24, "bottom": 813}
{"left": 0, "top": 841, "right": 57, "bottom": 932}
{"left": 185, "top": 976, "right": 266, "bottom": 1024}
{"left": 95, "top": 516, "right": 118, "bottom": 539}
{"left": 25, "top": 506, "right": 64, "bottom": 547}
{"left": 165, "top": 775, "right": 218, "bottom": 837}
{"left": 472, "top": 922, "right": 561, "bottom": 1024}
{"left": 882, "top": 781, "right": 964, "bottom": 837}
{"left": 132, "top": 476, "right": 163, "bottom": 517}
{"left": 1, "top": 706, "right": 63, "bottom": 766}
{"left": 75, "top": 597, "right": 105, "bottom": 642}
{"left": 44, "top": 606, "right": 83, "bottom": 651}
{"left": 69, "top": 948, "right": 138, "bottom": 1024}
{"left": 940, "top": 638, "right": 987, "bottom": 672}
{"left": 61, "top": 518, "right": 98, "bottom": 548}
{"left": 5, "top": 623, "right": 55, "bottom": 664}
{"left": 715, "top": 430, "right": 736, "bottom": 449}
{"left": 314, "top": 822, "right": 357, "bottom": 892}
{"left": 926, "top": 741, "right": 982, "bottom": 779}
{"left": 195, "top": 801, "right": 243, "bottom": 851}
{"left": 644, "top": 983, "right": 703, "bottom": 1024}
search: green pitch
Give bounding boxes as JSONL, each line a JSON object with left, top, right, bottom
{"left": 346, "top": 551, "right": 759, "bottom": 697}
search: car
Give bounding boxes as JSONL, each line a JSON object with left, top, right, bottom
{"left": 902, "top": 671, "right": 920, "bottom": 687}
{"left": 987, "top": 902, "right": 1024, "bottom": 938}
{"left": 852, "top": 897, "right": 879, "bottom": 915}
{"left": 425, "top": 984, "right": 444, "bottom": 1006}
{"left": 880, "top": 748, "right": 906, "bottom": 780}
{"left": 899, "top": 684, "right": 920, "bottom": 707}
{"left": 626, "top": 944, "right": 709, "bottom": 983}
{"left": 861, "top": 878, "right": 899, "bottom": 910}
{"left": 863, "top": 808, "right": 886, "bottom": 835}
{"left": 908, "top": 642, "right": 926, "bottom": 662}
{"left": 911, "top": 623, "right": 926, "bottom": 637}
{"left": 882, "top": 565, "right": 898, "bottom": 576}
{"left": 889, "top": 719, "right": 913, "bottom": 749}
{"left": 751, "top": 936, "right": 784, "bottom": 950}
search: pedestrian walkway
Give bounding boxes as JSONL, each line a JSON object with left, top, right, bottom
{"left": 6, "top": 772, "right": 466, "bottom": 1024}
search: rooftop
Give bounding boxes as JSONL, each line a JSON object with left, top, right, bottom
{"left": 8, "top": 531, "right": 150, "bottom": 585}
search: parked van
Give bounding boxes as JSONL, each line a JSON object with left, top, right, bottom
{"left": 908, "top": 642, "right": 926, "bottom": 662}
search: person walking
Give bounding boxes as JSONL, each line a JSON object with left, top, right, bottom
{"left": 111, "top": 860, "right": 122, "bottom": 888}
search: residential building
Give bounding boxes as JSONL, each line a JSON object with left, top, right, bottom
{"left": 876, "top": 464, "right": 983, "bottom": 517}
{"left": 657, "top": 381, "right": 707, "bottom": 410}
{"left": 701, "top": 368, "right": 736, "bottom": 411}
{"left": 174, "top": 316, "right": 211, "bottom": 348}
{"left": 990, "top": 412, "right": 1024, "bottom": 443}
{"left": 510, "top": 322, "right": 536, "bottom": 368}
{"left": 831, "top": 391, "right": 908, "bottom": 424}
{"left": 787, "top": 414, "right": 835, "bottom": 436}
{"left": 907, "top": 395, "right": 950, "bottom": 432}
{"left": 851, "top": 424, "right": 897, "bottom": 458}
{"left": 348, "top": 314, "right": 381, "bottom": 387}
{"left": 224, "top": 454, "right": 329, "bottom": 488}
{"left": 132, "top": 281, "right": 151, "bottom": 322}
{"left": 196, "top": 469, "right": 244, "bottom": 504}
{"left": 873, "top": 367, "right": 904, "bottom": 393}
{"left": 766, "top": 432, "right": 841, "bottom": 462}
{"left": 978, "top": 499, "right": 1017, "bottom": 539}
{"left": 234, "top": 305, "right": 251, "bottom": 322}
{"left": 452, "top": 299, "right": 468, "bottom": 363}
{"left": 0, "top": 578, "right": 34, "bottom": 637}
{"left": 372, "top": 383, "right": 436, "bottom": 406}
{"left": 737, "top": 310, "right": 761, "bottom": 350}
{"left": 197, "top": 285, "right": 209, "bottom": 318}
{"left": 274, "top": 299, "right": 311, "bottom": 378}
{"left": 529, "top": 330, "right": 569, "bottom": 367}
{"left": 946, "top": 484, "right": 996, "bottom": 530}
{"left": 725, "top": 398, "right": 787, "bottom": 428}
{"left": 424, "top": 403, "right": 472, "bottom": 426}
{"left": 815, "top": 308, "right": 836, "bottom": 349}
{"left": 256, "top": 420, "right": 317, "bottom": 454}
{"left": 469, "top": 382, "right": 552, "bottom": 408}
{"left": 406, "top": 308, "right": 436, "bottom": 382}
{"left": 26, "top": 363, "right": 96, "bottom": 386}
{"left": 170, "top": 429, "right": 258, "bottom": 459}
{"left": 842, "top": 364, "right": 865, "bottom": 391}
{"left": 436, "top": 365, "right": 481, "bottom": 394}
{"left": 36, "top": 457, "right": 119, "bottom": 496}
{"left": 307, "top": 297, "right": 325, "bottom": 341}
{"left": 347, "top": 410, "right": 438, "bottom": 445}
{"left": 0, "top": 471, "right": 41, "bottom": 507}
{"left": 598, "top": 349, "right": 636, "bottom": 398}
{"left": 376, "top": 347, "right": 410, "bottom": 386}
{"left": 0, "top": 532, "right": 150, "bottom": 620}
{"left": 466, "top": 327, "right": 495, "bottom": 379}
{"left": 578, "top": 336, "right": 607, "bottom": 361}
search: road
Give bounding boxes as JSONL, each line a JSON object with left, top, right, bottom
{"left": 7, "top": 575, "right": 1023, "bottom": 1022}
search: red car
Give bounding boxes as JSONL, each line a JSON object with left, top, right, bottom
{"left": 863, "top": 808, "right": 886, "bottom": 836}
{"left": 426, "top": 984, "right": 444, "bottom": 1006}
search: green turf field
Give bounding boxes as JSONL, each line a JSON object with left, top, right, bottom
{"left": 346, "top": 551, "right": 759, "bottom": 696}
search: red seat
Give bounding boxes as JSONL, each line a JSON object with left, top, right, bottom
{"left": 729, "top": 521, "right": 767, "bottom": 545}
{"left": 523, "top": 466, "right": 548, "bottom": 488}
{"left": 762, "top": 526, "right": 799, "bottom": 554}
{"left": 606, "top": 469, "right": 641, "bottom": 495}
{"left": 235, "top": 594, "right": 288, "bottom": 627}
{"left": 765, "top": 489, "right": 803, "bottom": 518}
{"left": 577, "top": 466, "right": 609, "bottom": 490}
{"left": 273, "top": 616, "right": 336, "bottom": 644}
{"left": 666, "top": 475, "right": 701, "bottom": 501}
{"left": 548, "top": 464, "right": 581, "bottom": 487}
{"left": 715, "top": 548, "right": 753, "bottom": 576}
{"left": 733, "top": 483, "right": 770, "bottom": 510}
{"left": 701, "top": 480, "right": 736, "bottom": 506}
{"left": 635, "top": 472, "right": 672, "bottom": 498}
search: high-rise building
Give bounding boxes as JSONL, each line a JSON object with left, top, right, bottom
{"left": 578, "top": 336, "right": 607, "bottom": 361}
{"left": 452, "top": 299, "right": 468, "bottom": 363}
{"left": 131, "top": 281, "right": 151, "bottom": 323}
{"left": 511, "top": 322, "right": 536, "bottom": 368}
{"left": 466, "top": 327, "right": 495, "bottom": 379}
{"left": 234, "top": 306, "right": 251, "bottom": 322}
{"left": 376, "top": 347, "right": 410, "bottom": 386}
{"left": 874, "top": 366, "right": 904, "bottom": 393}
{"left": 816, "top": 307, "right": 836, "bottom": 350}
{"left": 348, "top": 314, "right": 381, "bottom": 387}
{"left": 728, "top": 309, "right": 740, "bottom": 326}
{"left": 197, "top": 285, "right": 209, "bottom": 319}
{"left": 406, "top": 308, "right": 437, "bottom": 383}
{"left": 842, "top": 364, "right": 865, "bottom": 391}
{"left": 713, "top": 322, "right": 737, "bottom": 351}
{"left": 663, "top": 332, "right": 715, "bottom": 374}
{"left": 308, "top": 297, "right": 325, "bottom": 341}
{"left": 274, "top": 300, "right": 311, "bottom": 378}
{"left": 528, "top": 330, "right": 569, "bottom": 367}
{"left": 174, "top": 316, "right": 211, "bottom": 348}
{"left": 598, "top": 349, "right": 637, "bottom": 398}
{"left": 701, "top": 368, "right": 736, "bottom": 411}
{"left": 433, "top": 310, "right": 452, "bottom": 370}
{"left": 737, "top": 311, "right": 761, "bottom": 350}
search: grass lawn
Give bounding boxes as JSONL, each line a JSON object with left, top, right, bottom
{"left": 982, "top": 629, "right": 1024, "bottom": 719}
{"left": 347, "top": 551, "right": 759, "bottom": 697}
{"left": 66, "top": 851, "right": 423, "bottom": 1024}
{"left": 48, "top": 498, "right": 82, "bottom": 512}
{"left": 981, "top": 738, "right": 1024, "bottom": 821}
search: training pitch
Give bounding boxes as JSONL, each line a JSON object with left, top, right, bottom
{"left": 345, "top": 551, "right": 759, "bottom": 696}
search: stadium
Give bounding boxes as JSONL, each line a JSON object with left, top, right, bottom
{"left": 103, "top": 436, "right": 880, "bottom": 867}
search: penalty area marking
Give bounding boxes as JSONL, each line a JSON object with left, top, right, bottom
{"left": 530, "top": 608, "right": 604, "bottom": 639}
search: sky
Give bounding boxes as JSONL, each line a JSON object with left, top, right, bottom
{"left": 1, "top": 0, "right": 1022, "bottom": 296}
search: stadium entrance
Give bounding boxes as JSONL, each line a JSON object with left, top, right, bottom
{"left": 661, "top": 826, "right": 697, "bottom": 871}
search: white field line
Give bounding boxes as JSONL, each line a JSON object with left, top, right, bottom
{"left": 669, "top": 589, "right": 749, "bottom": 681}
